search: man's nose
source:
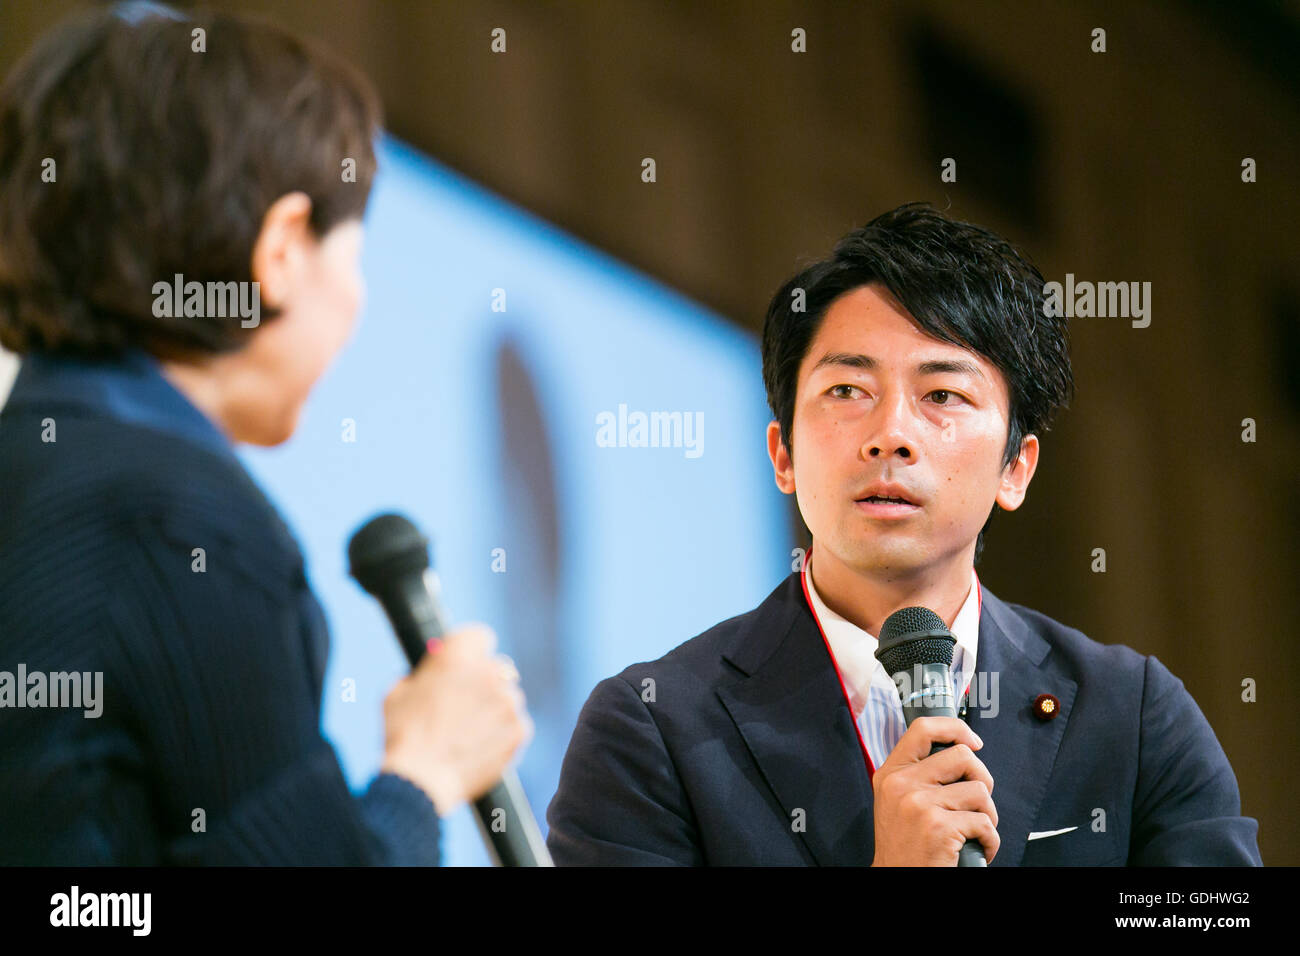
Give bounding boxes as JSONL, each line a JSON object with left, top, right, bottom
{"left": 859, "top": 390, "right": 916, "bottom": 461}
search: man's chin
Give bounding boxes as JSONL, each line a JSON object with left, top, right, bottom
{"left": 832, "top": 538, "right": 934, "bottom": 579}
{"left": 837, "top": 537, "right": 981, "bottom": 584}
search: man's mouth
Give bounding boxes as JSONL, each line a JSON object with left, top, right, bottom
{"left": 854, "top": 488, "right": 922, "bottom": 517}
{"left": 854, "top": 481, "right": 921, "bottom": 506}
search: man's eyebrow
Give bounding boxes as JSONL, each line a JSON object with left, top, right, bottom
{"left": 811, "top": 352, "right": 987, "bottom": 382}
{"left": 916, "top": 358, "right": 987, "bottom": 382}
{"left": 811, "top": 352, "right": 877, "bottom": 372}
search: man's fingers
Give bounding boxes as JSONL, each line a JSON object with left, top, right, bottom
{"left": 923, "top": 743, "right": 995, "bottom": 794}
{"left": 934, "top": 780, "right": 999, "bottom": 828}
{"left": 953, "top": 811, "right": 1000, "bottom": 862}
{"left": 895, "top": 716, "right": 983, "bottom": 763}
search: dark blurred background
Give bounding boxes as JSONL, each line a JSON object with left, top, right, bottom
{"left": 2, "top": 0, "right": 1296, "bottom": 864}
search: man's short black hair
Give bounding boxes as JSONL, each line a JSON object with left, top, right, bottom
{"left": 760, "top": 202, "right": 1074, "bottom": 561}
{"left": 0, "top": 3, "right": 382, "bottom": 357}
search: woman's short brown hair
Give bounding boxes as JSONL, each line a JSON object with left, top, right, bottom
{"left": 0, "top": 3, "right": 383, "bottom": 356}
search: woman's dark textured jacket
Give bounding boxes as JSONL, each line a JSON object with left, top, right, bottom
{"left": 0, "top": 349, "right": 439, "bottom": 864}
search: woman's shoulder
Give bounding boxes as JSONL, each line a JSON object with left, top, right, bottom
{"left": 1, "top": 406, "right": 304, "bottom": 589}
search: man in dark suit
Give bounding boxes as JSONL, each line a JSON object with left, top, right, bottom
{"left": 546, "top": 204, "right": 1261, "bottom": 866}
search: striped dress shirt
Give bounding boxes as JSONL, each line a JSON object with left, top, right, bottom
{"left": 802, "top": 550, "right": 981, "bottom": 774}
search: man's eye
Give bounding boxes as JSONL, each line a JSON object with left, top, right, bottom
{"left": 829, "top": 384, "right": 861, "bottom": 399}
{"left": 928, "top": 389, "right": 963, "bottom": 405}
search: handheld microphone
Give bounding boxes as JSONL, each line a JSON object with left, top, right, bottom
{"left": 347, "top": 512, "right": 553, "bottom": 867}
{"left": 875, "top": 606, "right": 987, "bottom": 867}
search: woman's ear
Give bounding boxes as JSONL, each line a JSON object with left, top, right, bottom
{"left": 249, "top": 191, "right": 314, "bottom": 309}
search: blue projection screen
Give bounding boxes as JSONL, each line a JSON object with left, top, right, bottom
{"left": 239, "top": 136, "right": 793, "bottom": 866}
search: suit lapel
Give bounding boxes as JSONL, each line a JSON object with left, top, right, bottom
{"left": 717, "top": 574, "right": 876, "bottom": 865}
{"left": 715, "top": 573, "right": 1077, "bottom": 867}
{"left": 966, "top": 586, "right": 1077, "bottom": 867}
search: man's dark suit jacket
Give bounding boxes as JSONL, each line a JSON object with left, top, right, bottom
{"left": 546, "top": 571, "right": 1261, "bottom": 865}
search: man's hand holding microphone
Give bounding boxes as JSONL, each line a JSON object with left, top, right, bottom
{"left": 872, "top": 605, "right": 1000, "bottom": 867}
{"left": 870, "top": 716, "right": 999, "bottom": 866}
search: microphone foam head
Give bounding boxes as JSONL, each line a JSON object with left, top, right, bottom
{"left": 875, "top": 606, "right": 956, "bottom": 675}
{"left": 347, "top": 512, "right": 430, "bottom": 594}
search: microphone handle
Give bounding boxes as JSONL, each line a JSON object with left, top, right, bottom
{"left": 473, "top": 775, "right": 553, "bottom": 868}
{"left": 380, "top": 571, "right": 553, "bottom": 867}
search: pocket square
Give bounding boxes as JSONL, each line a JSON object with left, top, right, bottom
{"left": 1027, "top": 826, "right": 1078, "bottom": 841}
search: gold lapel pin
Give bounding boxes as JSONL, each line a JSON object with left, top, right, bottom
{"left": 1033, "top": 693, "right": 1061, "bottom": 721}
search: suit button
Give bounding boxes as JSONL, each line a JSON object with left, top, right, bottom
{"left": 1033, "top": 693, "right": 1061, "bottom": 720}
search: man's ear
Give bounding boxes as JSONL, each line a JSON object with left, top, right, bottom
{"left": 249, "top": 191, "right": 314, "bottom": 308}
{"left": 995, "top": 433, "right": 1040, "bottom": 512}
{"left": 767, "top": 420, "right": 796, "bottom": 494}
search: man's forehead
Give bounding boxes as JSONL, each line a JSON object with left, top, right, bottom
{"left": 814, "top": 288, "right": 964, "bottom": 350}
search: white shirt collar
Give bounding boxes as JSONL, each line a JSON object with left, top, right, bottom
{"left": 803, "top": 549, "right": 981, "bottom": 718}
